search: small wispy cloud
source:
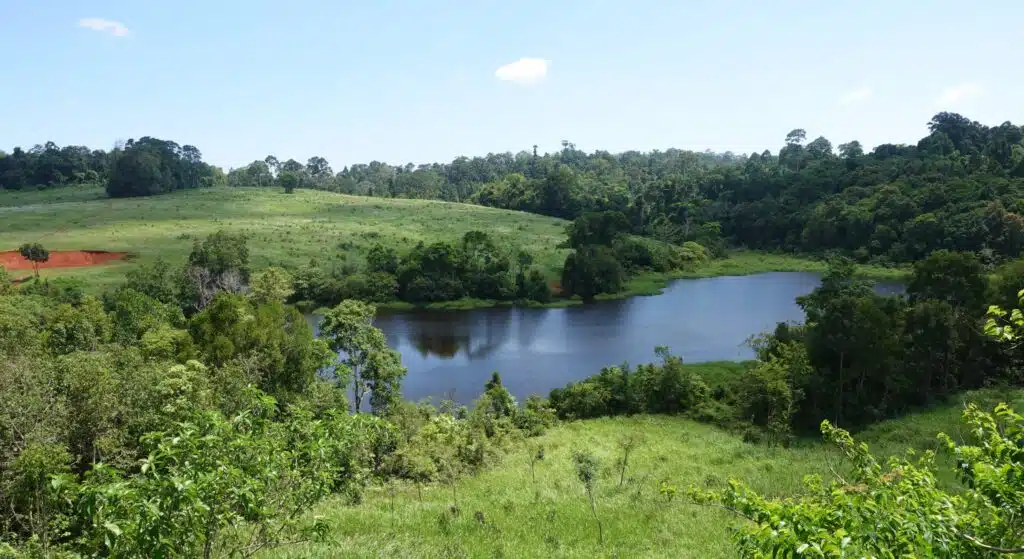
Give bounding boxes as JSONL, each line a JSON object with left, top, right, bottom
{"left": 78, "top": 17, "right": 130, "bottom": 37}
{"left": 935, "top": 82, "right": 982, "bottom": 107}
{"left": 494, "top": 58, "right": 550, "bottom": 86}
{"left": 838, "top": 86, "right": 872, "bottom": 105}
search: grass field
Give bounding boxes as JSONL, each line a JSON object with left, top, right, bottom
{"left": 681, "top": 250, "right": 909, "bottom": 281}
{"left": 0, "top": 186, "right": 572, "bottom": 292}
{"left": 263, "top": 388, "right": 1023, "bottom": 559}
{"left": 0, "top": 186, "right": 906, "bottom": 299}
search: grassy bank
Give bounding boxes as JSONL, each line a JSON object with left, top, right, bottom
{"left": 263, "top": 388, "right": 1019, "bottom": 558}
{"left": 682, "top": 250, "right": 910, "bottom": 281}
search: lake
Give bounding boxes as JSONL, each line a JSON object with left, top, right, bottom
{"left": 310, "top": 272, "right": 904, "bottom": 405}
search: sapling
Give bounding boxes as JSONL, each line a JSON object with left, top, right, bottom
{"left": 615, "top": 434, "right": 643, "bottom": 487}
{"left": 572, "top": 449, "right": 603, "bottom": 544}
{"left": 530, "top": 444, "right": 545, "bottom": 484}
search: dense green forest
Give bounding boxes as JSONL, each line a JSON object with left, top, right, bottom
{"left": 5, "top": 112, "right": 1024, "bottom": 265}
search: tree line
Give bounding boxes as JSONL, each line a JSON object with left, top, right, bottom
{"left": 227, "top": 112, "right": 1024, "bottom": 264}
{"left": 11, "top": 112, "right": 1023, "bottom": 266}
{"left": 0, "top": 138, "right": 219, "bottom": 197}
{"left": 549, "top": 249, "right": 1024, "bottom": 442}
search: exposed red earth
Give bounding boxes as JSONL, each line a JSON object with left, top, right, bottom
{"left": 0, "top": 250, "right": 129, "bottom": 270}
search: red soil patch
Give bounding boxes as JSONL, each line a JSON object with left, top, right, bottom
{"left": 0, "top": 250, "right": 129, "bottom": 270}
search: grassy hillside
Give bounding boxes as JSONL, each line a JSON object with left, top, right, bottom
{"left": 0, "top": 186, "right": 905, "bottom": 296}
{"left": 0, "top": 186, "right": 573, "bottom": 292}
{"left": 263, "top": 388, "right": 1023, "bottom": 559}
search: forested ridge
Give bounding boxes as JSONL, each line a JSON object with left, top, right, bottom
{"left": 5, "top": 111, "right": 1024, "bottom": 265}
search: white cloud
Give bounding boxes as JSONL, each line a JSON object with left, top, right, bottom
{"left": 78, "top": 18, "right": 130, "bottom": 37}
{"left": 494, "top": 58, "right": 550, "bottom": 85}
{"left": 935, "top": 82, "right": 982, "bottom": 107}
{"left": 838, "top": 86, "right": 872, "bottom": 105}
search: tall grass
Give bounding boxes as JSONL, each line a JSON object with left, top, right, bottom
{"left": 263, "top": 388, "right": 1020, "bottom": 558}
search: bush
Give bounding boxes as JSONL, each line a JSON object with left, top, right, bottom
{"left": 549, "top": 348, "right": 710, "bottom": 420}
{"left": 561, "top": 245, "right": 625, "bottom": 302}
{"left": 633, "top": 349, "right": 709, "bottom": 415}
{"left": 19, "top": 277, "right": 86, "bottom": 305}
{"left": 42, "top": 296, "right": 112, "bottom": 355}
{"left": 339, "top": 272, "right": 398, "bottom": 303}
{"left": 0, "top": 265, "right": 12, "bottom": 295}
{"left": 612, "top": 237, "right": 655, "bottom": 272}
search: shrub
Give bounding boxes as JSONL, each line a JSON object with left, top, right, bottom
{"left": 548, "top": 348, "right": 711, "bottom": 421}
{"left": 561, "top": 245, "right": 625, "bottom": 302}
{"left": 0, "top": 265, "right": 13, "bottom": 295}
{"left": 42, "top": 296, "right": 112, "bottom": 355}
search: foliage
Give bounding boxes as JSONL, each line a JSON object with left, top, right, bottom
{"left": 0, "top": 141, "right": 108, "bottom": 190}
{"left": 549, "top": 348, "right": 710, "bottom": 420}
{"left": 319, "top": 300, "right": 406, "bottom": 413}
{"left": 123, "top": 257, "right": 178, "bottom": 304}
{"left": 279, "top": 170, "right": 300, "bottom": 194}
{"left": 66, "top": 389, "right": 370, "bottom": 558}
{"left": 103, "top": 286, "right": 183, "bottom": 345}
{"left": 18, "top": 242, "right": 49, "bottom": 277}
{"left": 572, "top": 448, "right": 603, "bottom": 543}
{"left": 298, "top": 231, "right": 552, "bottom": 307}
{"left": 688, "top": 405, "right": 1024, "bottom": 558}
{"left": 106, "top": 137, "right": 213, "bottom": 198}
{"left": 204, "top": 111, "right": 1024, "bottom": 269}
{"left": 250, "top": 266, "right": 294, "bottom": 304}
{"left": 682, "top": 282, "right": 1024, "bottom": 557}
{"left": 565, "top": 211, "right": 631, "bottom": 249}
{"left": 560, "top": 245, "right": 624, "bottom": 302}
{"left": 736, "top": 341, "right": 810, "bottom": 445}
{"left": 42, "top": 295, "right": 112, "bottom": 355}
{"left": 0, "top": 265, "right": 12, "bottom": 295}
{"left": 188, "top": 293, "right": 331, "bottom": 398}
{"left": 179, "top": 230, "right": 252, "bottom": 314}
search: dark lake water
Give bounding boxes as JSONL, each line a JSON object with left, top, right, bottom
{"left": 310, "top": 272, "right": 904, "bottom": 405}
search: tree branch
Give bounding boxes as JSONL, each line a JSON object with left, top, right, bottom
{"left": 957, "top": 530, "right": 1024, "bottom": 554}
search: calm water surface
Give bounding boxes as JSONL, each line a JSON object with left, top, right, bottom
{"left": 311, "top": 272, "right": 903, "bottom": 405}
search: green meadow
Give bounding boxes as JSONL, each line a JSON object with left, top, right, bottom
{"left": 263, "top": 387, "right": 1022, "bottom": 559}
{"left": 0, "top": 186, "right": 571, "bottom": 291}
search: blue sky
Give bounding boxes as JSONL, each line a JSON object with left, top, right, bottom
{"left": 2, "top": 0, "right": 1022, "bottom": 170}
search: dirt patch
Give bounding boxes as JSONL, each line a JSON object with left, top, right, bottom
{"left": 0, "top": 250, "right": 130, "bottom": 270}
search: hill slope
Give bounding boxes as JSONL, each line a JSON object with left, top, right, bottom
{"left": 0, "top": 186, "right": 573, "bottom": 291}
{"left": 263, "top": 388, "right": 1024, "bottom": 559}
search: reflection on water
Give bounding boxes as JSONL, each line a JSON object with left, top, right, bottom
{"left": 311, "top": 272, "right": 904, "bottom": 406}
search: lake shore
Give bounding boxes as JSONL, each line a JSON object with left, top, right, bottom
{"left": 357, "top": 250, "right": 908, "bottom": 312}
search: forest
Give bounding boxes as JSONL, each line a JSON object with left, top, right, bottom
{"left": 4, "top": 112, "right": 1024, "bottom": 267}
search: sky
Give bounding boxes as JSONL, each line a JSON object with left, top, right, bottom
{"left": 2, "top": 0, "right": 1023, "bottom": 170}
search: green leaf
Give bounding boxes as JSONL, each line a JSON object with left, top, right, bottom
{"left": 104, "top": 521, "right": 122, "bottom": 536}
